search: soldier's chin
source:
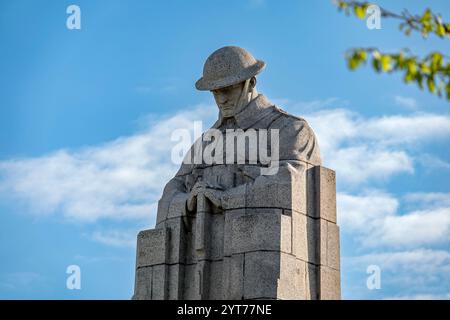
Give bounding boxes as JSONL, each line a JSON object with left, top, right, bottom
{"left": 220, "top": 106, "right": 234, "bottom": 116}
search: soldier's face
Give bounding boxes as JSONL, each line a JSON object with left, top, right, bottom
{"left": 211, "top": 82, "right": 245, "bottom": 118}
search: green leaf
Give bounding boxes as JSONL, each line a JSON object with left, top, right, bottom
{"left": 372, "top": 58, "right": 381, "bottom": 73}
{"left": 436, "top": 22, "right": 446, "bottom": 37}
{"left": 427, "top": 76, "right": 436, "bottom": 93}
{"left": 354, "top": 5, "right": 366, "bottom": 19}
{"left": 421, "top": 9, "right": 432, "bottom": 23}
{"left": 381, "top": 55, "right": 392, "bottom": 72}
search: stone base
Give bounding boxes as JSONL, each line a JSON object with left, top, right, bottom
{"left": 133, "top": 165, "right": 340, "bottom": 300}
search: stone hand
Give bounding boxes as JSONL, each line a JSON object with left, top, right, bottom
{"left": 187, "top": 181, "right": 208, "bottom": 212}
{"left": 187, "top": 181, "right": 224, "bottom": 211}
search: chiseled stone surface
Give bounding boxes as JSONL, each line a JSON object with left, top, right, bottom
{"left": 230, "top": 209, "right": 290, "bottom": 254}
{"left": 315, "top": 166, "right": 337, "bottom": 223}
{"left": 319, "top": 266, "right": 341, "bottom": 300}
{"left": 133, "top": 266, "right": 152, "bottom": 300}
{"left": 133, "top": 46, "right": 340, "bottom": 300}
{"left": 136, "top": 228, "right": 168, "bottom": 267}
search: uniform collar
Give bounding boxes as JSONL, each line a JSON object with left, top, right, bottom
{"left": 212, "top": 94, "right": 274, "bottom": 130}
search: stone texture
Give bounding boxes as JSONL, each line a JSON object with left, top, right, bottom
{"left": 168, "top": 264, "right": 184, "bottom": 300}
{"left": 245, "top": 161, "right": 307, "bottom": 214}
{"left": 182, "top": 264, "right": 197, "bottom": 300}
{"left": 290, "top": 210, "right": 320, "bottom": 265}
{"left": 326, "top": 222, "right": 340, "bottom": 271}
{"left": 221, "top": 185, "right": 246, "bottom": 210}
{"left": 136, "top": 228, "right": 168, "bottom": 267}
{"left": 207, "top": 213, "right": 224, "bottom": 260}
{"left": 223, "top": 254, "right": 244, "bottom": 299}
{"left": 315, "top": 166, "right": 337, "bottom": 223}
{"left": 230, "top": 209, "right": 290, "bottom": 254}
{"left": 163, "top": 218, "right": 186, "bottom": 265}
{"left": 319, "top": 266, "right": 341, "bottom": 300}
{"left": 133, "top": 266, "right": 152, "bottom": 300}
{"left": 223, "top": 209, "right": 246, "bottom": 257}
{"left": 319, "top": 219, "right": 340, "bottom": 270}
{"left": 277, "top": 255, "right": 307, "bottom": 300}
{"left": 243, "top": 251, "right": 279, "bottom": 299}
{"left": 209, "top": 260, "right": 224, "bottom": 300}
{"left": 306, "top": 263, "right": 319, "bottom": 300}
{"left": 151, "top": 264, "right": 168, "bottom": 300}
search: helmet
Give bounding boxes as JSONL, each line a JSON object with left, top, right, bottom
{"left": 195, "top": 46, "right": 266, "bottom": 91}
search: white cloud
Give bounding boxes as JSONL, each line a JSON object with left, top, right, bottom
{"left": 361, "top": 113, "right": 450, "bottom": 145}
{"left": 281, "top": 97, "right": 349, "bottom": 113}
{"left": 337, "top": 190, "right": 398, "bottom": 232}
{"left": 301, "top": 108, "right": 450, "bottom": 186}
{"left": 394, "top": 95, "right": 418, "bottom": 109}
{"left": 0, "top": 104, "right": 217, "bottom": 223}
{"left": 91, "top": 230, "right": 137, "bottom": 248}
{"left": 376, "top": 208, "right": 450, "bottom": 247}
{"left": 419, "top": 154, "right": 450, "bottom": 170}
{"left": 339, "top": 191, "right": 450, "bottom": 248}
{"left": 331, "top": 146, "right": 413, "bottom": 185}
{"left": 404, "top": 192, "right": 450, "bottom": 208}
{"left": 346, "top": 248, "right": 450, "bottom": 273}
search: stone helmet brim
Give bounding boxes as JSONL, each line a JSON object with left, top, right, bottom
{"left": 195, "top": 46, "right": 266, "bottom": 91}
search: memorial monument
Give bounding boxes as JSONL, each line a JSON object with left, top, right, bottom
{"left": 132, "top": 46, "right": 341, "bottom": 300}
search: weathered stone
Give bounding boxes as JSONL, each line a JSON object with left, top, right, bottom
{"left": 167, "top": 193, "right": 189, "bottom": 219}
{"left": 327, "top": 222, "right": 340, "bottom": 271}
{"left": 168, "top": 264, "right": 184, "bottom": 300}
{"left": 306, "top": 163, "right": 317, "bottom": 218}
{"left": 207, "top": 212, "right": 224, "bottom": 260}
{"left": 223, "top": 209, "right": 246, "bottom": 257}
{"left": 290, "top": 210, "right": 319, "bottom": 264}
{"left": 221, "top": 184, "right": 246, "bottom": 210}
{"left": 243, "top": 161, "right": 308, "bottom": 214}
{"left": 133, "top": 266, "right": 152, "bottom": 300}
{"left": 243, "top": 251, "right": 279, "bottom": 299}
{"left": 277, "top": 255, "right": 307, "bottom": 300}
{"left": 164, "top": 218, "right": 186, "bottom": 265}
{"left": 209, "top": 260, "right": 224, "bottom": 300}
{"left": 306, "top": 263, "right": 319, "bottom": 300}
{"left": 151, "top": 264, "right": 168, "bottom": 300}
{"left": 315, "top": 166, "right": 337, "bottom": 223}
{"left": 224, "top": 254, "right": 244, "bottom": 299}
{"left": 230, "top": 209, "right": 290, "bottom": 254}
{"left": 319, "top": 219, "right": 340, "bottom": 270}
{"left": 319, "top": 266, "right": 341, "bottom": 300}
{"left": 182, "top": 264, "right": 197, "bottom": 299}
{"left": 136, "top": 228, "right": 168, "bottom": 267}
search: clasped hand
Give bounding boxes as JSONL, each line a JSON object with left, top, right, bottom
{"left": 187, "top": 180, "right": 223, "bottom": 211}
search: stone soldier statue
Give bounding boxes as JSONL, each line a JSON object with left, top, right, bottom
{"left": 133, "top": 46, "right": 341, "bottom": 300}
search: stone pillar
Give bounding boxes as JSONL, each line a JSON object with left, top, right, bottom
{"left": 132, "top": 165, "right": 340, "bottom": 300}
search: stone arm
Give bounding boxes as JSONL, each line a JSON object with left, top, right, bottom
{"left": 202, "top": 118, "right": 322, "bottom": 212}
{"left": 155, "top": 168, "right": 190, "bottom": 226}
{"left": 155, "top": 117, "right": 321, "bottom": 224}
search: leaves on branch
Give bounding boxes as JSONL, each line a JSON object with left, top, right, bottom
{"left": 346, "top": 49, "right": 450, "bottom": 99}
{"left": 335, "top": 0, "right": 450, "bottom": 101}
{"left": 335, "top": 1, "right": 450, "bottom": 39}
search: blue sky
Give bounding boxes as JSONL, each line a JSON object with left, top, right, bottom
{"left": 1, "top": 0, "right": 450, "bottom": 299}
